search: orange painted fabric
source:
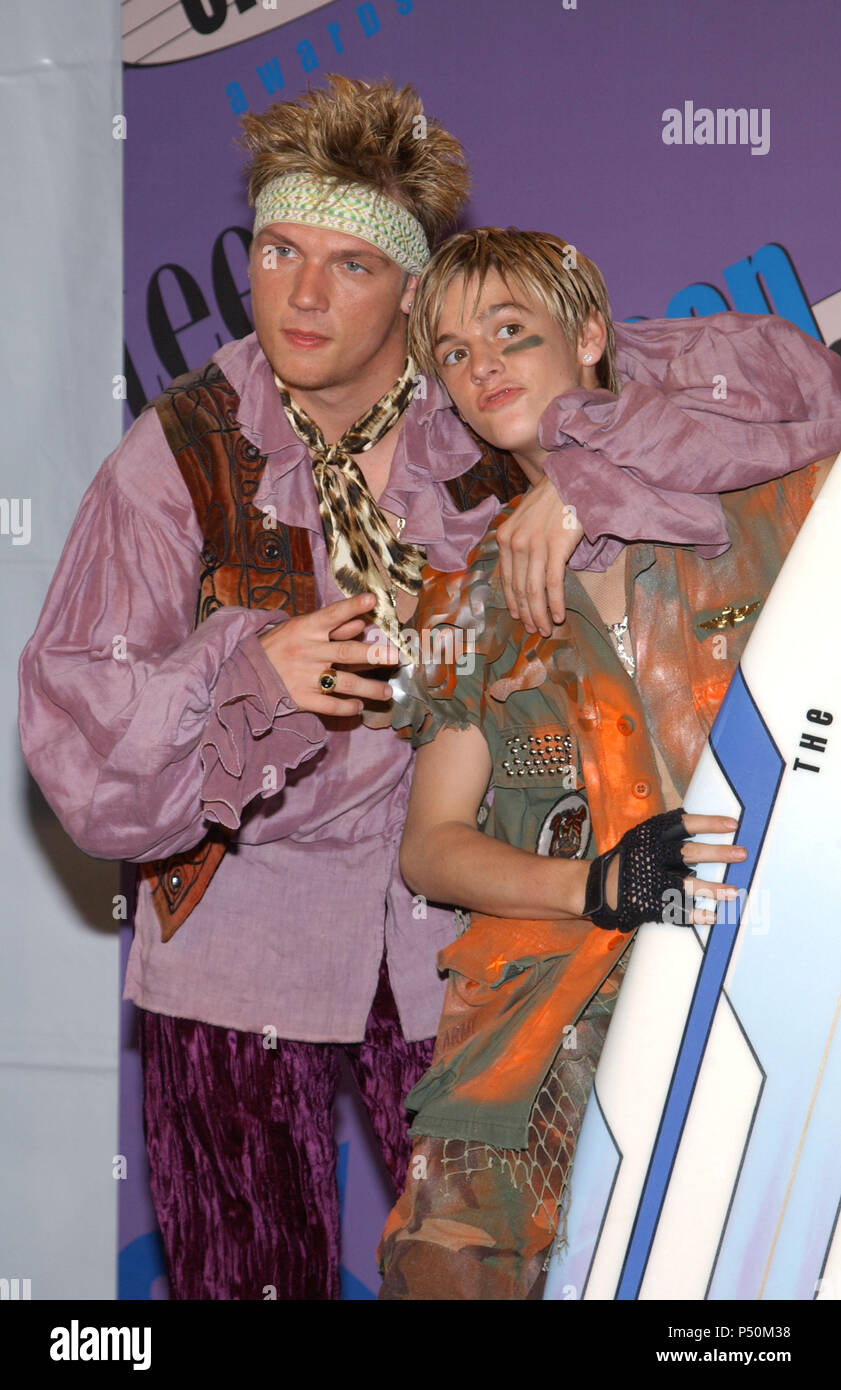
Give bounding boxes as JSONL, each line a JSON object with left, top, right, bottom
{"left": 406, "top": 914, "right": 628, "bottom": 1148}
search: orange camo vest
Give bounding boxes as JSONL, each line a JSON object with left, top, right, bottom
{"left": 398, "top": 463, "right": 819, "bottom": 1144}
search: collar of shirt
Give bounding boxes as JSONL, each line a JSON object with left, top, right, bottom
{"left": 562, "top": 545, "right": 657, "bottom": 657}
{"left": 213, "top": 333, "right": 484, "bottom": 561}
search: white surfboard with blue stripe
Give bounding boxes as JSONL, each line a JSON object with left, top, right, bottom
{"left": 545, "top": 456, "right": 841, "bottom": 1301}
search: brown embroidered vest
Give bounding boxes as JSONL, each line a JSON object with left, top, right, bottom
{"left": 139, "top": 357, "right": 527, "bottom": 942}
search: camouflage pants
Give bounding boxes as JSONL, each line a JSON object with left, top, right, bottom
{"left": 377, "top": 969, "right": 624, "bottom": 1301}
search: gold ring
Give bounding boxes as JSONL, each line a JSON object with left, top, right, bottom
{"left": 319, "top": 669, "right": 338, "bottom": 692}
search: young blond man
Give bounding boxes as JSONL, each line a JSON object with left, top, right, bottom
{"left": 377, "top": 228, "right": 841, "bottom": 1299}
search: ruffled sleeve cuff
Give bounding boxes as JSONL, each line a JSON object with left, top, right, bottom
{"left": 200, "top": 631, "right": 325, "bottom": 829}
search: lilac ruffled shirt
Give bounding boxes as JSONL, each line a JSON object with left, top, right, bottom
{"left": 18, "top": 317, "right": 841, "bottom": 1040}
{"left": 543, "top": 312, "right": 841, "bottom": 569}
{"left": 17, "top": 335, "right": 504, "bottom": 1042}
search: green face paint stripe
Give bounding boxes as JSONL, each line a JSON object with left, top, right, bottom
{"left": 501, "top": 334, "right": 544, "bottom": 355}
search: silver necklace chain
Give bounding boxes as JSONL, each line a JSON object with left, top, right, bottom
{"left": 606, "top": 613, "right": 636, "bottom": 677}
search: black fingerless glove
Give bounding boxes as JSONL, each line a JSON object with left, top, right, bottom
{"left": 583, "top": 808, "right": 691, "bottom": 933}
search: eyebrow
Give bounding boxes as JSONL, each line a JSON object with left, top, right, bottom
{"left": 434, "top": 301, "right": 533, "bottom": 349}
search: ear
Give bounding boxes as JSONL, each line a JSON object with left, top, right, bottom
{"left": 400, "top": 272, "right": 419, "bottom": 316}
{"left": 578, "top": 310, "right": 608, "bottom": 368}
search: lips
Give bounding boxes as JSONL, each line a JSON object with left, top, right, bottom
{"left": 283, "top": 329, "right": 330, "bottom": 348}
{"left": 478, "top": 385, "right": 524, "bottom": 410}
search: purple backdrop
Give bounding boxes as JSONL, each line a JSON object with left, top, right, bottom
{"left": 118, "top": 0, "right": 841, "bottom": 1299}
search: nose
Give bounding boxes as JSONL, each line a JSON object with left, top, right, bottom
{"left": 469, "top": 339, "right": 503, "bottom": 384}
{"left": 288, "top": 260, "right": 329, "bottom": 313}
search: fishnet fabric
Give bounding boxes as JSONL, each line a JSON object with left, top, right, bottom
{"left": 589, "top": 808, "right": 689, "bottom": 932}
{"left": 440, "top": 954, "right": 630, "bottom": 1240}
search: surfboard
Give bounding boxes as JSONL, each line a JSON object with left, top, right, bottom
{"left": 544, "top": 454, "right": 841, "bottom": 1301}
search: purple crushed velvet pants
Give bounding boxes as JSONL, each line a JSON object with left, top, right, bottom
{"left": 137, "top": 956, "right": 434, "bottom": 1301}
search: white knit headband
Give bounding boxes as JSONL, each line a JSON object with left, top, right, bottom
{"left": 253, "top": 173, "right": 430, "bottom": 274}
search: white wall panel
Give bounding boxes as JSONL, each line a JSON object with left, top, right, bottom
{"left": 0, "top": 0, "right": 122, "bottom": 1300}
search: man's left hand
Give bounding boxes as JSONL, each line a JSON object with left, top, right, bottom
{"left": 496, "top": 475, "right": 584, "bottom": 635}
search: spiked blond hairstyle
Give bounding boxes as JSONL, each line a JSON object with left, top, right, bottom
{"left": 410, "top": 227, "right": 619, "bottom": 393}
{"left": 239, "top": 74, "right": 470, "bottom": 248}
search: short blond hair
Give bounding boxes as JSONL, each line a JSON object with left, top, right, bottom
{"left": 239, "top": 74, "right": 470, "bottom": 248}
{"left": 409, "top": 227, "right": 619, "bottom": 392}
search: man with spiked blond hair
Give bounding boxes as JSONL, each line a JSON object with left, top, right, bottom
{"left": 376, "top": 226, "right": 841, "bottom": 1299}
{"left": 18, "top": 80, "right": 632, "bottom": 1302}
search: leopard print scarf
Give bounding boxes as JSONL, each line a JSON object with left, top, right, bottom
{"left": 273, "top": 359, "right": 426, "bottom": 656}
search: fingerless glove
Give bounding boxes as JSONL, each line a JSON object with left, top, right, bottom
{"left": 583, "top": 808, "right": 691, "bottom": 933}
